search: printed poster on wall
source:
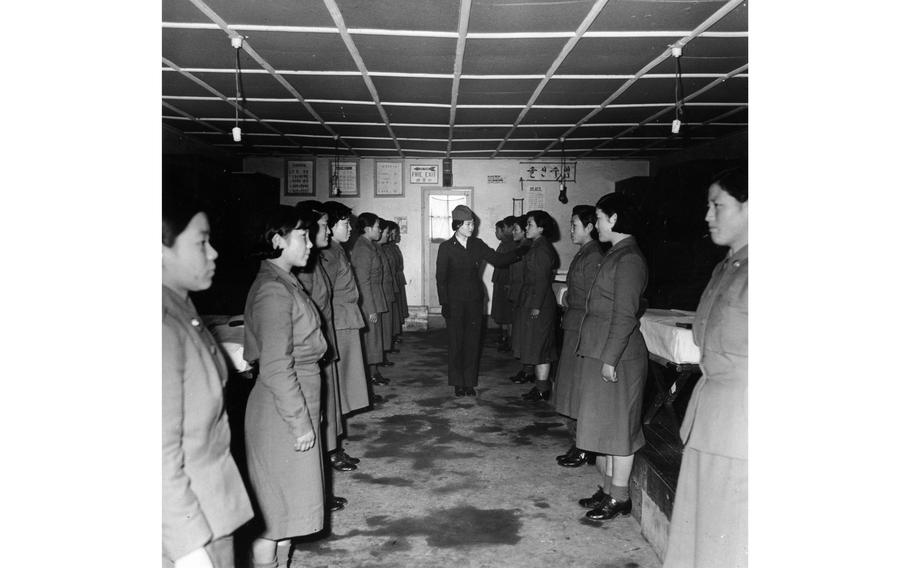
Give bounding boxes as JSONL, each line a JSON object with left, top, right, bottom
{"left": 409, "top": 164, "right": 439, "bottom": 185}
{"left": 527, "top": 185, "right": 545, "bottom": 210}
{"left": 285, "top": 159, "right": 315, "bottom": 196}
{"left": 331, "top": 161, "right": 359, "bottom": 197}
{"left": 375, "top": 161, "right": 404, "bottom": 197}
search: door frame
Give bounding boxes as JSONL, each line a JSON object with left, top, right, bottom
{"left": 421, "top": 186, "right": 473, "bottom": 311}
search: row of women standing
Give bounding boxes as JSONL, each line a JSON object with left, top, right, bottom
{"left": 481, "top": 168, "right": 748, "bottom": 567}
{"left": 163, "top": 195, "right": 408, "bottom": 568}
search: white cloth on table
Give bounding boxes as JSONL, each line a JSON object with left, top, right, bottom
{"left": 639, "top": 309, "right": 701, "bottom": 365}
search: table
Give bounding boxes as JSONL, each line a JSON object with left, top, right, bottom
{"left": 203, "top": 314, "right": 253, "bottom": 375}
{"left": 639, "top": 309, "right": 702, "bottom": 426}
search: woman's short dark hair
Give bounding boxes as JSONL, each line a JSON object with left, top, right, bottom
{"left": 294, "top": 201, "right": 326, "bottom": 248}
{"left": 162, "top": 189, "right": 205, "bottom": 247}
{"left": 503, "top": 215, "right": 517, "bottom": 227}
{"left": 356, "top": 212, "right": 379, "bottom": 232}
{"left": 711, "top": 166, "right": 748, "bottom": 203}
{"left": 251, "top": 205, "right": 310, "bottom": 260}
{"left": 512, "top": 214, "right": 528, "bottom": 232}
{"left": 595, "top": 193, "right": 643, "bottom": 236}
{"left": 378, "top": 218, "right": 392, "bottom": 233}
{"left": 572, "top": 204, "right": 598, "bottom": 241}
{"left": 389, "top": 221, "right": 400, "bottom": 233}
{"left": 526, "top": 210, "right": 557, "bottom": 237}
{"left": 451, "top": 219, "right": 465, "bottom": 231}
{"left": 495, "top": 219, "right": 507, "bottom": 231}
{"left": 322, "top": 200, "right": 352, "bottom": 228}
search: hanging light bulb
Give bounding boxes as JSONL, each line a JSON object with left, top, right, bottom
{"left": 671, "top": 45, "right": 684, "bottom": 136}
{"left": 231, "top": 36, "right": 244, "bottom": 143}
{"left": 331, "top": 135, "right": 341, "bottom": 196}
{"left": 558, "top": 137, "right": 569, "bottom": 204}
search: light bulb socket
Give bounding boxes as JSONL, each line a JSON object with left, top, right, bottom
{"left": 231, "top": 36, "right": 243, "bottom": 49}
{"left": 671, "top": 46, "right": 682, "bottom": 58}
{"left": 232, "top": 126, "right": 242, "bottom": 142}
{"left": 671, "top": 119, "right": 681, "bottom": 134}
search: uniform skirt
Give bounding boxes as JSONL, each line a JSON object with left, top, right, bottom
{"left": 491, "top": 281, "right": 512, "bottom": 324}
{"left": 361, "top": 313, "right": 384, "bottom": 365}
{"left": 512, "top": 306, "right": 557, "bottom": 365}
{"left": 321, "top": 359, "right": 344, "bottom": 452}
{"left": 244, "top": 363, "right": 325, "bottom": 539}
{"left": 551, "top": 328, "right": 583, "bottom": 418}
{"left": 380, "top": 305, "right": 394, "bottom": 350}
{"left": 663, "top": 447, "right": 748, "bottom": 568}
{"left": 335, "top": 329, "right": 369, "bottom": 414}
{"left": 575, "top": 350, "right": 647, "bottom": 456}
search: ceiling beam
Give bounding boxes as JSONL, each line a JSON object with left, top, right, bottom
{"left": 322, "top": 0, "right": 403, "bottom": 157}
{"left": 446, "top": 0, "right": 473, "bottom": 158}
{"left": 533, "top": 0, "right": 746, "bottom": 159}
{"left": 581, "top": 64, "right": 748, "bottom": 158}
{"left": 491, "top": 0, "right": 611, "bottom": 158}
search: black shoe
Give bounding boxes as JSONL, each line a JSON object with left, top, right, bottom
{"left": 329, "top": 495, "right": 347, "bottom": 511}
{"left": 521, "top": 387, "right": 550, "bottom": 402}
{"left": 465, "top": 387, "right": 476, "bottom": 396}
{"left": 454, "top": 387, "right": 466, "bottom": 397}
{"left": 510, "top": 371, "right": 533, "bottom": 384}
{"left": 558, "top": 449, "right": 591, "bottom": 468}
{"left": 556, "top": 445, "right": 579, "bottom": 462}
{"left": 379, "top": 360, "right": 395, "bottom": 367}
{"left": 371, "top": 374, "right": 389, "bottom": 385}
{"left": 329, "top": 453, "right": 357, "bottom": 472}
{"left": 578, "top": 486, "right": 609, "bottom": 509}
{"left": 337, "top": 449, "right": 360, "bottom": 464}
{"left": 586, "top": 497, "right": 632, "bottom": 520}
{"left": 371, "top": 393, "right": 384, "bottom": 403}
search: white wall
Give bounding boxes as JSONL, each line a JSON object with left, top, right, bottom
{"left": 243, "top": 156, "right": 648, "bottom": 311}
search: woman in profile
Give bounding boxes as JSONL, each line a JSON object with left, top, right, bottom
{"left": 575, "top": 193, "right": 649, "bottom": 522}
{"left": 552, "top": 205, "right": 604, "bottom": 467}
{"left": 515, "top": 209, "right": 560, "bottom": 402}
{"left": 162, "top": 190, "right": 252, "bottom": 568}
{"left": 243, "top": 206, "right": 327, "bottom": 568}
{"left": 350, "top": 212, "right": 390, "bottom": 386}
{"left": 663, "top": 167, "right": 748, "bottom": 568}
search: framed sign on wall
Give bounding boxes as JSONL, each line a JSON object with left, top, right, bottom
{"left": 285, "top": 158, "right": 316, "bottom": 196}
{"left": 375, "top": 160, "right": 404, "bottom": 197}
{"left": 409, "top": 164, "right": 439, "bottom": 185}
{"left": 330, "top": 160, "right": 359, "bottom": 197}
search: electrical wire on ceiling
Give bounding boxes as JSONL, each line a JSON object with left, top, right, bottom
{"left": 331, "top": 135, "right": 341, "bottom": 196}
{"left": 232, "top": 36, "right": 245, "bottom": 142}
{"left": 671, "top": 45, "right": 685, "bottom": 136}
{"left": 558, "top": 137, "right": 569, "bottom": 204}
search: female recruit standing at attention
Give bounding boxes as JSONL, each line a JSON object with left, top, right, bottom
{"left": 435, "top": 205, "right": 521, "bottom": 397}
{"left": 491, "top": 217, "right": 518, "bottom": 352}
{"left": 575, "top": 193, "right": 649, "bottom": 522}
{"left": 552, "top": 205, "right": 604, "bottom": 467}
{"left": 320, "top": 201, "right": 372, "bottom": 413}
{"left": 663, "top": 167, "right": 748, "bottom": 568}
{"left": 243, "top": 206, "right": 327, "bottom": 568}
{"left": 515, "top": 209, "right": 560, "bottom": 402}
{"left": 162, "top": 191, "right": 252, "bottom": 568}
{"left": 350, "top": 212, "right": 390, "bottom": 386}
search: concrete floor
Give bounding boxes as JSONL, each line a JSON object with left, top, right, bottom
{"left": 287, "top": 327, "right": 661, "bottom": 568}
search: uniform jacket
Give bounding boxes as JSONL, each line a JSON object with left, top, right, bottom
{"left": 350, "top": 235, "right": 388, "bottom": 316}
{"left": 516, "top": 236, "right": 559, "bottom": 310}
{"left": 243, "top": 261, "right": 327, "bottom": 439}
{"left": 508, "top": 238, "right": 529, "bottom": 303}
{"left": 321, "top": 241, "right": 365, "bottom": 331}
{"left": 679, "top": 245, "right": 748, "bottom": 460}
{"left": 562, "top": 239, "right": 604, "bottom": 331}
{"left": 162, "top": 286, "right": 253, "bottom": 561}
{"left": 377, "top": 244, "right": 397, "bottom": 303}
{"left": 492, "top": 239, "right": 517, "bottom": 284}
{"left": 296, "top": 258, "right": 337, "bottom": 361}
{"left": 576, "top": 237, "right": 649, "bottom": 366}
{"left": 436, "top": 235, "right": 519, "bottom": 305}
